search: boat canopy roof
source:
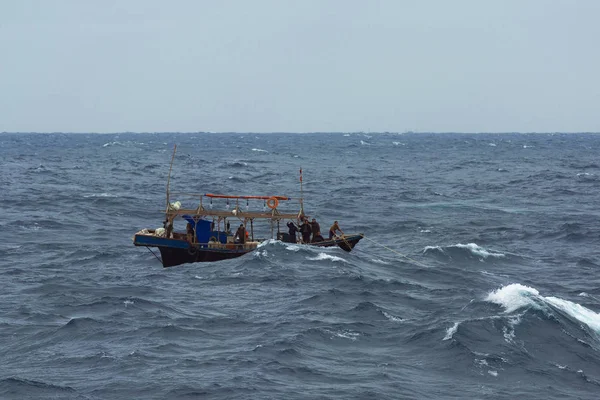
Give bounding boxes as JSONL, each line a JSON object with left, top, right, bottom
{"left": 204, "top": 194, "right": 291, "bottom": 200}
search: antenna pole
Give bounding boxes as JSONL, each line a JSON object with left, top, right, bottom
{"left": 299, "top": 168, "right": 304, "bottom": 216}
{"left": 166, "top": 144, "right": 177, "bottom": 212}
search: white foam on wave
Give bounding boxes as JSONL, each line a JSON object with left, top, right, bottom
{"left": 84, "top": 193, "right": 118, "bottom": 198}
{"left": 443, "top": 322, "right": 460, "bottom": 340}
{"left": 423, "top": 245, "right": 443, "bottom": 253}
{"left": 285, "top": 244, "right": 301, "bottom": 252}
{"left": 455, "top": 243, "right": 505, "bottom": 258}
{"left": 19, "top": 223, "right": 41, "bottom": 231}
{"left": 382, "top": 311, "right": 403, "bottom": 322}
{"left": 392, "top": 141, "right": 405, "bottom": 146}
{"left": 485, "top": 283, "right": 539, "bottom": 313}
{"left": 360, "top": 140, "right": 371, "bottom": 146}
{"left": 324, "top": 328, "right": 360, "bottom": 341}
{"left": 488, "top": 370, "right": 498, "bottom": 377}
{"left": 486, "top": 283, "right": 600, "bottom": 334}
{"left": 251, "top": 148, "right": 268, "bottom": 152}
{"left": 307, "top": 253, "right": 346, "bottom": 262}
{"left": 257, "top": 239, "right": 276, "bottom": 248}
{"left": 545, "top": 296, "right": 600, "bottom": 332}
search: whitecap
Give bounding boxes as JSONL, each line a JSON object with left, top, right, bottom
{"left": 443, "top": 322, "right": 459, "bottom": 340}
{"left": 486, "top": 283, "right": 600, "bottom": 334}
{"left": 382, "top": 311, "right": 403, "bottom": 322}
{"left": 325, "top": 329, "right": 359, "bottom": 341}
{"left": 84, "top": 193, "right": 118, "bottom": 198}
{"left": 307, "top": 253, "right": 346, "bottom": 262}
{"left": 124, "top": 300, "right": 134, "bottom": 306}
{"left": 423, "top": 245, "right": 443, "bottom": 253}
{"left": 545, "top": 296, "right": 600, "bottom": 332}
{"left": 488, "top": 143, "right": 497, "bottom": 147}
{"left": 485, "top": 283, "right": 539, "bottom": 313}
{"left": 454, "top": 243, "right": 505, "bottom": 258}
{"left": 251, "top": 148, "right": 268, "bottom": 152}
{"left": 488, "top": 370, "right": 498, "bottom": 377}
{"left": 360, "top": 140, "right": 371, "bottom": 146}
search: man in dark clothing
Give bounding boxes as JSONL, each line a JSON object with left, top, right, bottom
{"left": 235, "top": 224, "right": 246, "bottom": 244}
{"left": 287, "top": 221, "right": 298, "bottom": 243}
{"left": 310, "top": 218, "right": 321, "bottom": 242}
{"left": 300, "top": 218, "right": 312, "bottom": 243}
{"left": 186, "top": 222, "right": 195, "bottom": 243}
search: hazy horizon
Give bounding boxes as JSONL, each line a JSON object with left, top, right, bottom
{"left": 2, "top": 1, "right": 599, "bottom": 133}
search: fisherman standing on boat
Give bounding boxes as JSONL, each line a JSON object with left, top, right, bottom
{"left": 300, "top": 218, "right": 312, "bottom": 243}
{"left": 164, "top": 219, "right": 173, "bottom": 238}
{"left": 186, "top": 222, "right": 194, "bottom": 242}
{"left": 329, "top": 221, "right": 344, "bottom": 239}
{"left": 234, "top": 224, "right": 246, "bottom": 244}
{"left": 287, "top": 221, "right": 298, "bottom": 243}
{"left": 311, "top": 218, "right": 320, "bottom": 242}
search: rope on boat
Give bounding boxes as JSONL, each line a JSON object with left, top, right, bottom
{"left": 145, "top": 246, "right": 163, "bottom": 264}
{"left": 361, "top": 235, "right": 431, "bottom": 268}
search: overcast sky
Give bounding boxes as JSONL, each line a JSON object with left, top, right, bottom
{"left": 1, "top": 1, "right": 599, "bottom": 133}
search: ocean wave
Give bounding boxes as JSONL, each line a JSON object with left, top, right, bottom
{"left": 306, "top": 253, "right": 346, "bottom": 262}
{"left": 485, "top": 283, "right": 600, "bottom": 334}
{"left": 0, "top": 377, "right": 78, "bottom": 397}
{"left": 423, "top": 243, "right": 505, "bottom": 259}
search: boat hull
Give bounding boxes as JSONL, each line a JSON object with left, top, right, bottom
{"left": 134, "top": 233, "right": 364, "bottom": 268}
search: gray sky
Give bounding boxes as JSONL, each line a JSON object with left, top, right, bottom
{"left": 1, "top": 0, "right": 599, "bottom": 133}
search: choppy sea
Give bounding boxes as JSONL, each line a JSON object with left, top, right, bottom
{"left": 1, "top": 132, "right": 600, "bottom": 399}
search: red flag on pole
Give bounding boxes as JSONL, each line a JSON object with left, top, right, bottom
{"left": 300, "top": 168, "right": 303, "bottom": 182}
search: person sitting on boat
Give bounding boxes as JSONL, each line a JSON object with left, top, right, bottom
{"left": 234, "top": 224, "right": 246, "bottom": 244}
{"left": 311, "top": 218, "right": 321, "bottom": 242}
{"left": 287, "top": 221, "right": 298, "bottom": 243}
{"left": 329, "top": 221, "right": 344, "bottom": 239}
{"left": 312, "top": 231, "right": 324, "bottom": 243}
{"left": 300, "top": 218, "right": 312, "bottom": 243}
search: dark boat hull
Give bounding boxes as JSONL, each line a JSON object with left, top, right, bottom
{"left": 134, "top": 233, "right": 364, "bottom": 268}
{"left": 158, "top": 245, "right": 254, "bottom": 267}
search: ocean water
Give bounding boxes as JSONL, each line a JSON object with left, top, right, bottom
{"left": 1, "top": 132, "right": 600, "bottom": 399}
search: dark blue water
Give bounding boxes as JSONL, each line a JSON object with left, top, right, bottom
{"left": 2, "top": 132, "right": 600, "bottom": 399}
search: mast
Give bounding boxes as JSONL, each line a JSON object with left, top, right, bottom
{"left": 299, "top": 168, "right": 304, "bottom": 216}
{"left": 165, "top": 144, "right": 177, "bottom": 212}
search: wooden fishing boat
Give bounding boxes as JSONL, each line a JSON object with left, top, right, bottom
{"left": 133, "top": 147, "right": 363, "bottom": 268}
